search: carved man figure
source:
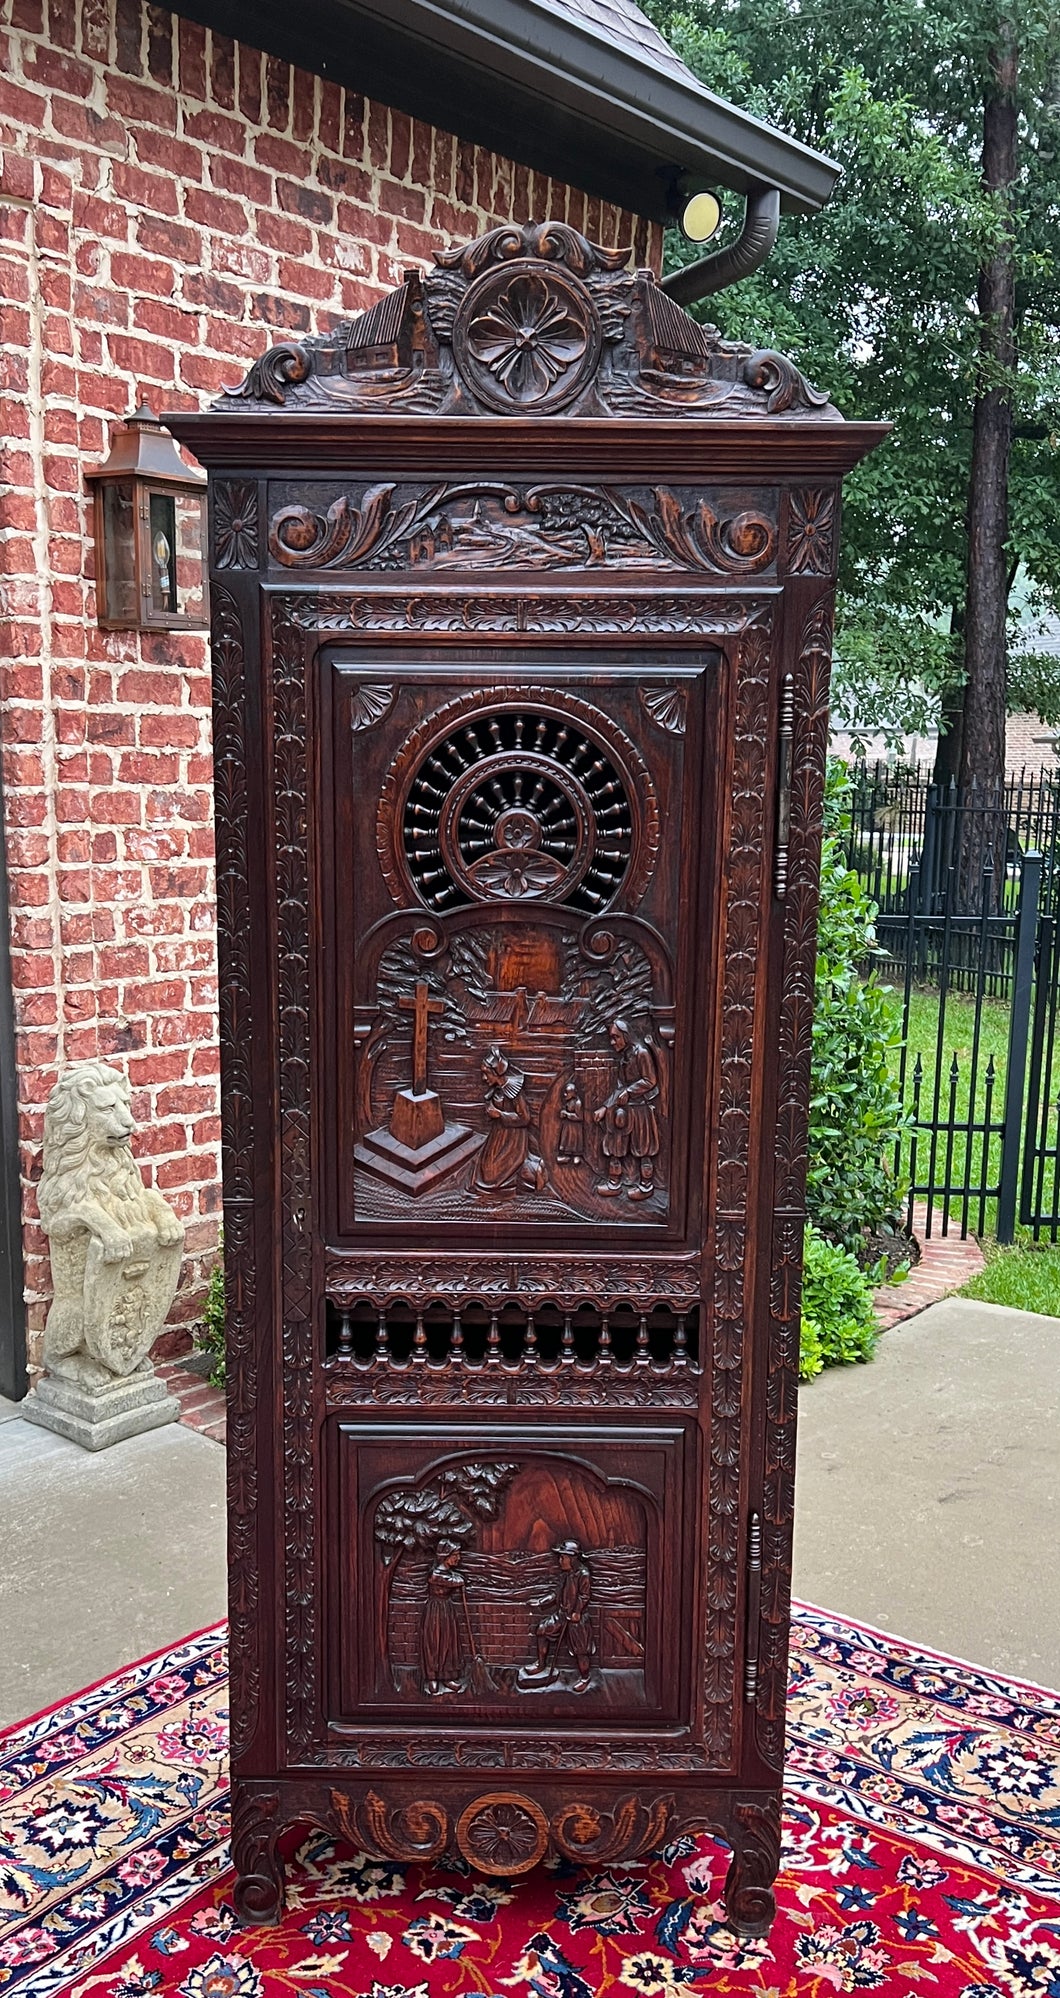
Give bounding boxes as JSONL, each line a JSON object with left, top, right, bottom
{"left": 519, "top": 1540, "right": 594, "bottom": 1693}
{"left": 594, "top": 1017, "right": 660, "bottom": 1200}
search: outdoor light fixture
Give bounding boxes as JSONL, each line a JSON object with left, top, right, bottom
{"left": 87, "top": 404, "right": 207, "bottom": 632}
{"left": 673, "top": 173, "right": 723, "bottom": 244}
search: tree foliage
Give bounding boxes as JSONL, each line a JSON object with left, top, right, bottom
{"left": 646, "top": 0, "right": 1060, "bottom": 742}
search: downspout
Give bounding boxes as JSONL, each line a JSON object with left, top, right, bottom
{"left": 660, "top": 187, "right": 781, "bottom": 306}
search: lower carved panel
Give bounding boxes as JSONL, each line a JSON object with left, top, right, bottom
{"left": 230, "top": 1776, "right": 780, "bottom": 1938}
{"left": 332, "top": 1420, "right": 689, "bottom": 1728}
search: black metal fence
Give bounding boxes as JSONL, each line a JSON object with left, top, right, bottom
{"left": 845, "top": 763, "right": 1060, "bottom": 1241}
{"left": 847, "top": 761, "right": 1060, "bottom": 921}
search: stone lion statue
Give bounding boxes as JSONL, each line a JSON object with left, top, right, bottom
{"left": 38, "top": 1060, "right": 185, "bottom": 1388}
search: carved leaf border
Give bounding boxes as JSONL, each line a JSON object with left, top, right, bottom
{"left": 211, "top": 586, "right": 258, "bottom": 1760}
{"left": 271, "top": 598, "right": 317, "bottom": 1759}
{"left": 706, "top": 610, "right": 773, "bottom": 1766}
{"left": 756, "top": 594, "right": 834, "bottom": 1770}
{"left": 286, "top": 592, "right": 770, "bottom": 637}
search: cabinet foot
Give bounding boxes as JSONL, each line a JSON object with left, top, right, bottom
{"left": 722, "top": 1797, "right": 781, "bottom": 1940}
{"left": 231, "top": 1788, "right": 285, "bottom": 1927}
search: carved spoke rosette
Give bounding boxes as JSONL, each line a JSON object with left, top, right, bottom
{"left": 455, "top": 260, "right": 601, "bottom": 414}
{"left": 455, "top": 1793, "right": 549, "bottom": 1875}
{"left": 378, "top": 688, "right": 657, "bottom": 915}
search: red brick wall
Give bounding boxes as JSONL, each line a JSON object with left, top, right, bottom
{"left": 0, "top": 0, "right": 662, "bottom": 1366}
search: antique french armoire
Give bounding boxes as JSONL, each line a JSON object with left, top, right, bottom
{"left": 170, "top": 220, "right": 883, "bottom": 1936}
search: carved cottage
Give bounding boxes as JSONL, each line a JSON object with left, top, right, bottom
{"left": 171, "top": 219, "right": 884, "bottom": 1930}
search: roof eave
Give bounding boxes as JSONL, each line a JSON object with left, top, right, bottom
{"left": 176, "top": 0, "right": 839, "bottom": 219}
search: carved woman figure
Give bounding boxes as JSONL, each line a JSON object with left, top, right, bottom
{"left": 472, "top": 1048, "right": 544, "bottom": 1192}
{"left": 421, "top": 1539, "right": 474, "bottom": 1695}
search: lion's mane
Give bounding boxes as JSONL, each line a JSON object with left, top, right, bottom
{"left": 38, "top": 1060, "right": 155, "bottom": 1235}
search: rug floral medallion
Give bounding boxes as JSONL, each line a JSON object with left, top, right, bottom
{"left": 2, "top": 1607, "right": 1059, "bottom": 1998}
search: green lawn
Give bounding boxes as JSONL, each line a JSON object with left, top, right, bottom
{"left": 892, "top": 987, "right": 1014, "bottom": 1236}
{"left": 961, "top": 1240, "right": 1060, "bottom": 1316}
{"left": 889, "top": 983, "right": 1060, "bottom": 1248}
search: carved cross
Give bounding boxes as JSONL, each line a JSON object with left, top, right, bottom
{"left": 398, "top": 980, "right": 444, "bottom": 1095}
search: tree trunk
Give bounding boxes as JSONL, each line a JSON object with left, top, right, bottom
{"left": 932, "top": 615, "right": 965, "bottom": 789}
{"left": 959, "top": 17, "right": 1017, "bottom": 903}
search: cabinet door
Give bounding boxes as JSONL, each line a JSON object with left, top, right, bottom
{"left": 328, "top": 1419, "right": 693, "bottom": 1736}
{"left": 319, "top": 649, "right": 719, "bottom": 1255}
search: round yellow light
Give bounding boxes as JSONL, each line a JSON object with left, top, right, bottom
{"left": 680, "top": 189, "right": 722, "bottom": 244}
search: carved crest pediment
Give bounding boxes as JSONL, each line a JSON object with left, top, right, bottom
{"left": 220, "top": 219, "right": 836, "bottom": 422}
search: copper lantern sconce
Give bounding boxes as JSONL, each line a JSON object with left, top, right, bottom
{"left": 87, "top": 404, "right": 208, "bottom": 632}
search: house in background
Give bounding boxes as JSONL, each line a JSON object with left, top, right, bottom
{"left": 0, "top": 0, "right": 836, "bottom": 1398}
{"left": 831, "top": 615, "right": 1060, "bottom": 776}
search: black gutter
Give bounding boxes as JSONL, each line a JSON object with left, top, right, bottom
{"left": 662, "top": 188, "right": 782, "bottom": 304}
{"left": 176, "top": 0, "right": 839, "bottom": 220}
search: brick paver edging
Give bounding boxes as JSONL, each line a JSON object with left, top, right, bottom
{"left": 873, "top": 1204, "right": 985, "bottom": 1331}
{"left": 157, "top": 1355, "right": 226, "bottom": 1445}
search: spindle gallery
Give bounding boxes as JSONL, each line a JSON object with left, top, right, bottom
{"left": 170, "top": 219, "right": 884, "bottom": 1935}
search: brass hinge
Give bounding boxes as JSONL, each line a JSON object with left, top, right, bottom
{"left": 774, "top": 673, "right": 794, "bottom": 898}
{"left": 744, "top": 1510, "right": 762, "bottom": 1701}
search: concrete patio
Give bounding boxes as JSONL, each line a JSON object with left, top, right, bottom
{"left": 0, "top": 1396, "right": 226, "bottom": 1728}
{"left": 1, "top": 1291, "right": 1057, "bottom": 1727}
{"left": 794, "top": 1294, "right": 1060, "bottom": 1688}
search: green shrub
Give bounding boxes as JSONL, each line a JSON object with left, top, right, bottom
{"left": 196, "top": 1238, "right": 226, "bottom": 1389}
{"left": 799, "top": 1222, "right": 880, "bottom": 1381}
{"left": 806, "top": 761, "right": 908, "bottom": 1254}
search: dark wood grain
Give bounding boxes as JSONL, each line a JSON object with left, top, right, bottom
{"left": 169, "top": 222, "right": 883, "bottom": 1941}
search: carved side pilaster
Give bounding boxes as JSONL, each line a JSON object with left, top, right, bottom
{"left": 706, "top": 612, "right": 773, "bottom": 1763}
{"left": 757, "top": 594, "right": 834, "bottom": 1768}
{"left": 211, "top": 586, "right": 259, "bottom": 1762}
{"left": 270, "top": 599, "right": 317, "bottom": 1759}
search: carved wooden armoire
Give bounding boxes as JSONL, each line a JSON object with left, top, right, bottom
{"left": 171, "top": 221, "right": 883, "bottom": 1936}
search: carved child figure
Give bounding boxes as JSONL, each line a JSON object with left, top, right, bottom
{"left": 35, "top": 1061, "right": 185, "bottom": 1390}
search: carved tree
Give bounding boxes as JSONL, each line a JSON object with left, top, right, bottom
{"left": 374, "top": 1462, "right": 518, "bottom": 1686}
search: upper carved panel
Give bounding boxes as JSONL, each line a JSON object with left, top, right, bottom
{"left": 219, "top": 220, "right": 837, "bottom": 423}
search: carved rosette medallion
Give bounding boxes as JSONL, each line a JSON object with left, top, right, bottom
{"left": 214, "top": 481, "right": 259, "bottom": 570}
{"left": 454, "top": 260, "right": 601, "bottom": 413}
{"left": 786, "top": 489, "right": 837, "bottom": 575}
{"left": 456, "top": 1793, "right": 550, "bottom": 1874}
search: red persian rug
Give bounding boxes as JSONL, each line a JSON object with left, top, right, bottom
{"left": 2, "top": 1606, "right": 1059, "bottom": 1998}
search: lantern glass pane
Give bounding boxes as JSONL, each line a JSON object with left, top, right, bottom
{"left": 174, "top": 489, "right": 207, "bottom": 624}
{"left": 101, "top": 480, "right": 137, "bottom": 624}
{"left": 148, "top": 490, "right": 178, "bottom": 616}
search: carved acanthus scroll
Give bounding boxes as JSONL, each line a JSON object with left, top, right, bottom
{"left": 268, "top": 480, "right": 777, "bottom": 576}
